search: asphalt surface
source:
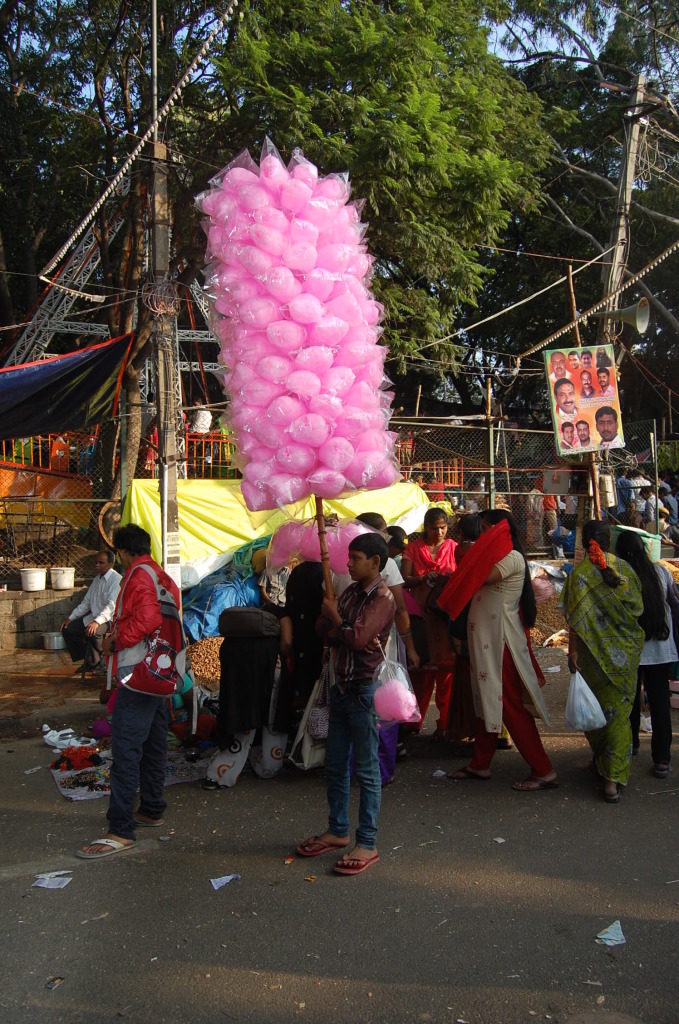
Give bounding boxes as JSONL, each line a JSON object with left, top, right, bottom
{"left": 1, "top": 648, "right": 677, "bottom": 1024}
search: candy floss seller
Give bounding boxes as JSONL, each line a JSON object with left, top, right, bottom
{"left": 196, "top": 139, "right": 400, "bottom": 512}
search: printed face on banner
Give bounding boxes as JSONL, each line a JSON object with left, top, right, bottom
{"left": 545, "top": 343, "right": 624, "bottom": 456}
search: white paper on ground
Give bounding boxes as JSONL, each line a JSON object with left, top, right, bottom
{"left": 210, "top": 873, "right": 241, "bottom": 891}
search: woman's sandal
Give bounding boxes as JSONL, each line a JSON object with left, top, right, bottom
{"left": 448, "top": 766, "right": 491, "bottom": 781}
{"left": 603, "top": 783, "right": 621, "bottom": 804}
{"left": 512, "top": 777, "right": 559, "bottom": 792}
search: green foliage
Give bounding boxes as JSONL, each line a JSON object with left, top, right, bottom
{"left": 201, "top": 0, "right": 551, "bottom": 368}
{"left": 456, "top": 2, "right": 679, "bottom": 423}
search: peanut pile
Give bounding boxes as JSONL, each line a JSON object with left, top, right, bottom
{"left": 531, "top": 595, "right": 567, "bottom": 648}
{"left": 186, "top": 637, "right": 223, "bottom": 690}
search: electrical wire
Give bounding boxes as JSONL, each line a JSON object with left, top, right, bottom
{"left": 417, "top": 245, "right": 616, "bottom": 352}
{"left": 520, "top": 235, "right": 679, "bottom": 358}
{"left": 624, "top": 355, "right": 679, "bottom": 420}
{"left": 475, "top": 242, "right": 614, "bottom": 264}
{"left": 599, "top": 0, "right": 679, "bottom": 50}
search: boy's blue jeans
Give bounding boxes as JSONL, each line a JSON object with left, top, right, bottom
{"left": 325, "top": 684, "right": 381, "bottom": 849}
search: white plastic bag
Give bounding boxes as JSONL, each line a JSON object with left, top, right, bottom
{"left": 373, "top": 658, "right": 421, "bottom": 726}
{"left": 565, "top": 671, "right": 606, "bottom": 732}
{"left": 288, "top": 674, "right": 327, "bottom": 770}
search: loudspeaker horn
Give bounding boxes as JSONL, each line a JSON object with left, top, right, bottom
{"left": 589, "top": 297, "right": 650, "bottom": 334}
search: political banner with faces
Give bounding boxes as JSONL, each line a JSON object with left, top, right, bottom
{"left": 545, "top": 344, "right": 624, "bottom": 456}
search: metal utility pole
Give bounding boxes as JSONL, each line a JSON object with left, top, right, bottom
{"left": 591, "top": 74, "right": 646, "bottom": 523}
{"left": 148, "top": 0, "right": 182, "bottom": 592}
{"left": 598, "top": 74, "right": 646, "bottom": 328}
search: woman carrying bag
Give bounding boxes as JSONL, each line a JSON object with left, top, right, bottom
{"left": 614, "top": 531, "right": 678, "bottom": 780}
{"left": 438, "top": 509, "right": 557, "bottom": 791}
{"left": 562, "top": 520, "right": 644, "bottom": 803}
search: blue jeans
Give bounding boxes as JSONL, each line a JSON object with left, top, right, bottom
{"left": 326, "top": 684, "right": 381, "bottom": 849}
{"left": 107, "top": 687, "right": 169, "bottom": 839}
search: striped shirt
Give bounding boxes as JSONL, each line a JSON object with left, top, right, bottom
{"left": 332, "top": 577, "right": 395, "bottom": 691}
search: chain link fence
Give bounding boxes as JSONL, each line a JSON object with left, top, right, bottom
{"left": 0, "top": 431, "right": 110, "bottom": 585}
{"left": 391, "top": 417, "right": 657, "bottom": 551}
{"left": 0, "top": 418, "right": 658, "bottom": 583}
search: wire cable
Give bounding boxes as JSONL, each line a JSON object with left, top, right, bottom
{"left": 417, "top": 245, "right": 616, "bottom": 352}
{"left": 519, "top": 235, "right": 679, "bottom": 358}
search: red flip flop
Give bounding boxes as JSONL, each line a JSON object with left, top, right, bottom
{"left": 296, "top": 835, "right": 350, "bottom": 858}
{"left": 333, "top": 852, "right": 380, "bottom": 875}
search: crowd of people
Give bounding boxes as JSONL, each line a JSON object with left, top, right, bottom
{"left": 68, "top": 500, "right": 678, "bottom": 873}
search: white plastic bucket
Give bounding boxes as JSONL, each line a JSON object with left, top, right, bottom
{"left": 20, "top": 568, "right": 47, "bottom": 592}
{"left": 50, "top": 567, "right": 75, "bottom": 590}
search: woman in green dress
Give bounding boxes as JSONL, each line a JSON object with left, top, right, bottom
{"left": 562, "top": 520, "right": 644, "bottom": 803}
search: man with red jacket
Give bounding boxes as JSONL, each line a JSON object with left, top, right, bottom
{"left": 77, "top": 524, "right": 181, "bottom": 860}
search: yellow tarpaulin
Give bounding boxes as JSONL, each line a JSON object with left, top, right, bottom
{"left": 122, "top": 479, "right": 429, "bottom": 582}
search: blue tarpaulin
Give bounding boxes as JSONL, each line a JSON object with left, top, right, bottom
{"left": 0, "top": 334, "right": 132, "bottom": 441}
{"left": 182, "top": 567, "right": 262, "bottom": 642}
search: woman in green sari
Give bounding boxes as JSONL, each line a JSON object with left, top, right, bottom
{"left": 562, "top": 520, "right": 644, "bottom": 803}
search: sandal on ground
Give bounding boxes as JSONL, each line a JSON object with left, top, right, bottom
{"left": 76, "top": 837, "right": 136, "bottom": 860}
{"left": 653, "top": 763, "right": 671, "bottom": 779}
{"left": 333, "top": 851, "right": 380, "bottom": 875}
{"left": 448, "top": 766, "right": 490, "bottom": 781}
{"left": 512, "top": 776, "right": 559, "bottom": 792}
{"left": 296, "top": 835, "right": 350, "bottom": 858}
{"left": 134, "top": 814, "right": 164, "bottom": 827}
{"left": 603, "top": 783, "right": 621, "bottom": 804}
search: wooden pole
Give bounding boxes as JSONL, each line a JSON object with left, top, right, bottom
{"left": 314, "top": 495, "right": 335, "bottom": 599}
{"left": 567, "top": 264, "right": 601, "bottom": 523}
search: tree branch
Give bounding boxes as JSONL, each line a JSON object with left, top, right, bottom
{"left": 544, "top": 195, "right": 606, "bottom": 252}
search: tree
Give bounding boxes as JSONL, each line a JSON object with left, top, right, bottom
{"left": 1, "top": 0, "right": 554, "bottom": 472}
{"left": 450, "top": 1, "right": 679, "bottom": 427}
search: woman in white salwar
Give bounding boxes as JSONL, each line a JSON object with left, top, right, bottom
{"left": 445, "top": 510, "right": 558, "bottom": 791}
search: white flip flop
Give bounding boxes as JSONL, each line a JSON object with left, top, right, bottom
{"left": 76, "top": 837, "right": 136, "bottom": 860}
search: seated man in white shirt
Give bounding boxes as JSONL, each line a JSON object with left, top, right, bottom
{"left": 60, "top": 550, "right": 121, "bottom": 676}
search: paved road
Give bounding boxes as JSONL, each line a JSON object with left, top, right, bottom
{"left": 1, "top": 649, "right": 677, "bottom": 1024}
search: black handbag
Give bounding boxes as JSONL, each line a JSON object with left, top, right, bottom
{"left": 447, "top": 602, "right": 470, "bottom": 641}
{"left": 424, "top": 573, "right": 452, "bottom": 621}
{"left": 219, "top": 607, "right": 281, "bottom": 638}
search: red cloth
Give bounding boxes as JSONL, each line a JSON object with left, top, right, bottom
{"left": 404, "top": 536, "right": 457, "bottom": 577}
{"left": 409, "top": 665, "right": 453, "bottom": 732}
{"left": 437, "top": 520, "right": 512, "bottom": 621}
{"left": 469, "top": 645, "right": 553, "bottom": 776}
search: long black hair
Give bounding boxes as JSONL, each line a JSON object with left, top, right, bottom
{"left": 615, "top": 531, "right": 669, "bottom": 641}
{"left": 479, "top": 508, "right": 537, "bottom": 628}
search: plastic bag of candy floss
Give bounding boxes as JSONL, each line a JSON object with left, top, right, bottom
{"left": 372, "top": 658, "right": 421, "bottom": 726}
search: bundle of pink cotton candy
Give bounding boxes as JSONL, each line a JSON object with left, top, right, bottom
{"left": 374, "top": 676, "right": 420, "bottom": 725}
{"left": 268, "top": 518, "right": 370, "bottom": 573}
{"left": 196, "top": 138, "right": 400, "bottom": 512}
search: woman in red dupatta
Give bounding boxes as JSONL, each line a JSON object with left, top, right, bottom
{"left": 438, "top": 510, "right": 557, "bottom": 791}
